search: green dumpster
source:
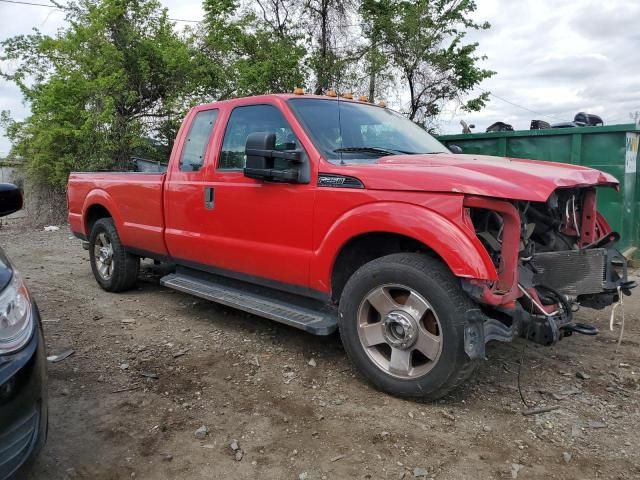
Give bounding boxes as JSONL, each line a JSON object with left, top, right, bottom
{"left": 438, "top": 123, "right": 640, "bottom": 255}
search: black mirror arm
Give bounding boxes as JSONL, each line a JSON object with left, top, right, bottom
{"left": 245, "top": 148, "right": 302, "bottom": 163}
{"left": 244, "top": 167, "right": 299, "bottom": 182}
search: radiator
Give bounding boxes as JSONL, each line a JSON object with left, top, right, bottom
{"left": 531, "top": 248, "right": 606, "bottom": 296}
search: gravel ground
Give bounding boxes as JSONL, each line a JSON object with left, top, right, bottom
{"left": 1, "top": 223, "right": 638, "bottom": 480}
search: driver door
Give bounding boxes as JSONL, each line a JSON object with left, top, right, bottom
{"left": 188, "top": 101, "right": 317, "bottom": 292}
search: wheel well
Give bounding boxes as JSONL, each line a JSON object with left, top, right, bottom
{"left": 85, "top": 204, "right": 112, "bottom": 234}
{"left": 331, "top": 232, "right": 435, "bottom": 302}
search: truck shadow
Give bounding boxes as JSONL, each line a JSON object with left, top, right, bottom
{"left": 136, "top": 259, "right": 346, "bottom": 353}
{"left": 133, "top": 259, "right": 621, "bottom": 407}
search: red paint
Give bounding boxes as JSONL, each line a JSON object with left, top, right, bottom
{"left": 524, "top": 287, "right": 557, "bottom": 315}
{"left": 578, "top": 188, "right": 597, "bottom": 247}
{"left": 367, "top": 154, "right": 617, "bottom": 202}
{"left": 67, "top": 172, "right": 168, "bottom": 256}
{"left": 463, "top": 196, "right": 521, "bottom": 302}
{"left": 67, "top": 94, "right": 620, "bottom": 302}
{"left": 595, "top": 211, "right": 612, "bottom": 235}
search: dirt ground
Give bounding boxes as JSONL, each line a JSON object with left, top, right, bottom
{"left": 1, "top": 222, "right": 639, "bottom": 480}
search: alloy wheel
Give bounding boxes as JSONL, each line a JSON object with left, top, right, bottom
{"left": 356, "top": 284, "right": 443, "bottom": 379}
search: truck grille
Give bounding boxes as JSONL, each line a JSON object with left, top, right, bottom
{"left": 531, "top": 248, "right": 606, "bottom": 296}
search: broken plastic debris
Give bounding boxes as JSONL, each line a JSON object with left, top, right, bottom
{"left": 44, "top": 226, "right": 60, "bottom": 232}
{"left": 47, "top": 348, "right": 75, "bottom": 363}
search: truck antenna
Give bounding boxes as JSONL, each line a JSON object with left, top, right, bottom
{"left": 337, "top": 87, "right": 345, "bottom": 165}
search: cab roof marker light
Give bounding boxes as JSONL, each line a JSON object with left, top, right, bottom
{"left": 326, "top": 89, "right": 337, "bottom": 97}
{"left": 342, "top": 92, "right": 353, "bottom": 100}
{"left": 293, "top": 87, "right": 305, "bottom": 95}
{"left": 358, "top": 95, "right": 368, "bottom": 102}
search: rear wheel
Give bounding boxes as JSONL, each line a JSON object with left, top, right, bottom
{"left": 338, "top": 253, "right": 477, "bottom": 399}
{"left": 89, "top": 218, "right": 139, "bottom": 292}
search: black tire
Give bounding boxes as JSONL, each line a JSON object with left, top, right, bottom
{"left": 338, "top": 252, "right": 477, "bottom": 399}
{"left": 89, "top": 218, "right": 139, "bottom": 292}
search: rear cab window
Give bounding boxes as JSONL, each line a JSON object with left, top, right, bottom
{"left": 179, "top": 109, "right": 219, "bottom": 172}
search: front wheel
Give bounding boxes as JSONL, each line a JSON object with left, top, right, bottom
{"left": 89, "top": 218, "right": 139, "bottom": 292}
{"left": 338, "top": 253, "right": 477, "bottom": 399}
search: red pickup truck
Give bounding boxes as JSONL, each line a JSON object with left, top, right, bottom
{"left": 67, "top": 93, "right": 634, "bottom": 399}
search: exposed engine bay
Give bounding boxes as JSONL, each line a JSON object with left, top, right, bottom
{"left": 461, "top": 187, "right": 636, "bottom": 359}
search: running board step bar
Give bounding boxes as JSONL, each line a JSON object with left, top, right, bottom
{"left": 160, "top": 272, "right": 337, "bottom": 335}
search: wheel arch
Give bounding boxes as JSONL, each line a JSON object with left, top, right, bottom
{"left": 310, "top": 202, "right": 497, "bottom": 300}
{"left": 330, "top": 232, "right": 437, "bottom": 302}
{"left": 85, "top": 204, "right": 112, "bottom": 235}
{"left": 82, "top": 189, "right": 123, "bottom": 236}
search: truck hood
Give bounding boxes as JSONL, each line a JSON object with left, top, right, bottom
{"left": 341, "top": 154, "right": 618, "bottom": 202}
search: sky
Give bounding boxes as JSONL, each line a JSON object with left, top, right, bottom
{"left": 1, "top": 0, "right": 639, "bottom": 155}
{"left": 443, "top": 0, "right": 640, "bottom": 134}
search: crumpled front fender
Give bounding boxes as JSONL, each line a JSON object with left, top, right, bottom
{"left": 310, "top": 200, "right": 498, "bottom": 293}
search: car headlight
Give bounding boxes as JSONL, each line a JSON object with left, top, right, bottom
{"left": 0, "top": 270, "right": 33, "bottom": 354}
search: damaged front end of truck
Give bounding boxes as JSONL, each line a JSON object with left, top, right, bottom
{"left": 461, "top": 186, "right": 636, "bottom": 359}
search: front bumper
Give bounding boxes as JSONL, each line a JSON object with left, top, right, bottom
{"left": 463, "top": 245, "right": 636, "bottom": 359}
{"left": 0, "top": 303, "right": 48, "bottom": 480}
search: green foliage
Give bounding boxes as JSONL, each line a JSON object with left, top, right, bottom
{"left": 201, "top": 0, "right": 307, "bottom": 97}
{"left": 303, "top": 0, "right": 355, "bottom": 94}
{"left": 361, "top": 0, "right": 495, "bottom": 124}
{"left": 235, "top": 30, "right": 306, "bottom": 95}
{"left": 1, "top": 0, "right": 198, "bottom": 186}
{"left": 1, "top": 0, "right": 494, "bottom": 189}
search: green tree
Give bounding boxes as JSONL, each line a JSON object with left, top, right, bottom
{"left": 201, "top": 0, "right": 306, "bottom": 97}
{"left": 0, "top": 0, "right": 198, "bottom": 186}
{"left": 1, "top": 0, "right": 495, "bottom": 192}
{"left": 361, "top": 0, "right": 494, "bottom": 124}
{"left": 360, "top": 1, "right": 390, "bottom": 102}
{"left": 303, "top": 0, "right": 355, "bottom": 94}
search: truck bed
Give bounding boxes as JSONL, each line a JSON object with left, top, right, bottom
{"left": 67, "top": 172, "right": 168, "bottom": 257}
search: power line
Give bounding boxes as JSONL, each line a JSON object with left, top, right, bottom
{"left": 0, "top": 0, "right": 56, "bottom": 7}
{"left": 0, "top": 1, "right": 371, "bottom": 26}
{"left": 607, "top": 116, "right": 636, "bottom": 124}
{"left": 0, "top": 0, "right": 363, "bottom": 25}
{"left": 479, "top": 88, "right": 570, "bottom": 122}
{"left": 166, "top": 17, "right": 200, "bottom": 23}
{"left": 0, "top": 0, "right": 201, "bottom": 23}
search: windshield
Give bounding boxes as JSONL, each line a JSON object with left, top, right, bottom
{"left": 287, "top": 98, "right": 449, "bottom": 164}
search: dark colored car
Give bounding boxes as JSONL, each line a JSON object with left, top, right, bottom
{"left": 0, "top": 184, "right": 47, "bottom": 479}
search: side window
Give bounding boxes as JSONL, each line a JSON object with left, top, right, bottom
{"left": 219, "top": 105, "right": 299, "bottom": 170}
{"left": 179, "top": 109, "right": 218, "bottom": 172}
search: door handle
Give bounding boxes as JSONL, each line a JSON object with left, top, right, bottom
{"left": 204, "top": 186, "right": 215, "bottom": 210}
